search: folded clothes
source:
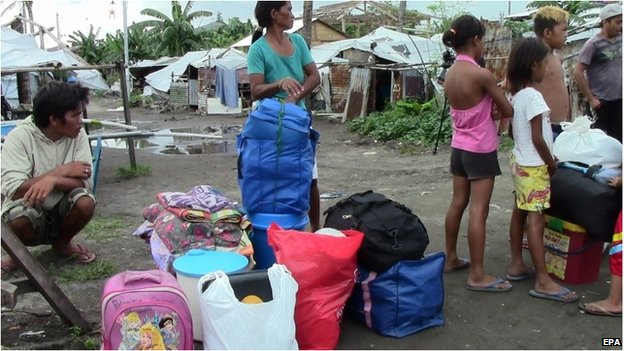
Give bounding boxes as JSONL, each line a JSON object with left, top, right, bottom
{"left": 157, "top": 185, "right": 233, "bottom": 213}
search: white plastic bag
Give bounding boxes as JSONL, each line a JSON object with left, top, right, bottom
{"left": 553, "top": 115, "right": 622, "bottom": 168}
{"left": 197, "top": 264, "right": 299, "bottom": 350}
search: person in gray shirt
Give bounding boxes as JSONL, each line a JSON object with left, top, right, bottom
{"left": 574, "top": 3, "right": 622, "bottom": 142}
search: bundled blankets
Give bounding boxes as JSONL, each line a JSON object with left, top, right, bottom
{"left": 133, "top": 185, "right": 253, "bottom": 272}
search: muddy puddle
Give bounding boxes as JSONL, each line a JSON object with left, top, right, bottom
{"left": 90, "top": 126, "right": 240, "bottom": 155}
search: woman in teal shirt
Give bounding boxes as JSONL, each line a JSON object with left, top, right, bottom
{"left": 247, "top": 1, "right": 321, "bottom": 230}
{"left": 247, "top": 1, "right": 320, "bottom": 108}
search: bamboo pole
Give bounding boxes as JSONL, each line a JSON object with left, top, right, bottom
{"left": 87, "top": 131, "right": 222, "bottom": 141}
{"left": 82, "top": 119, "right": 138, "bottom": 130}
{"left": 117, "top": 61, "right": 137, "bottom": 170}
{"left": 1, "top": 64, "right": 118, "bottom": 75}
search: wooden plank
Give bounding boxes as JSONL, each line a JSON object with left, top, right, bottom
{"left": 0, "top": 223, "right": 91, "bottom": 331}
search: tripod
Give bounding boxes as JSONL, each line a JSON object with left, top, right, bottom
{"left": 432, "top": 94, "right": 449, "bottom": 155}
{"left": 432, "top": 50, "right": 454, "bottom": 155}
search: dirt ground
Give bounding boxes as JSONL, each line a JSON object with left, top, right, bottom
{"left": 1, "top": 96, "right": 621, "bottom": 349}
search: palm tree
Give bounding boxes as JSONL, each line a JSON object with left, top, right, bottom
{"left": 126, "top": 24, "right": 157, "bottom": 63}
{"left": 68, "top": 26, "right": 104, "bottom": 65}
{"left": 526, "top": 1, "right": 602, "bottom": 28}
{"left": 135, "top": 1, "right": 213, "bottom": 57}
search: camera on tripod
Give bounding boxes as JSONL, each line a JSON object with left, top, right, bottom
{"left": 437, "top": 50, "right": 456, "bottom": 84}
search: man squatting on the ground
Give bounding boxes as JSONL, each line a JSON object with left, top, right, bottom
{"left": 1, "top": 81, "right": 97, "bottom": 273}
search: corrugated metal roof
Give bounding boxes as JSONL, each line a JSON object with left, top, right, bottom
{"left": 310, "top": 26, "right": 445, "bottom": 66}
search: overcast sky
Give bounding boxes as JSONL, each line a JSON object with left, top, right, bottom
{"left": 1, "top": 0, "right": 531, "bottom": 44}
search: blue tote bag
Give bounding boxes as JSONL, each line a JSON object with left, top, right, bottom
{"left": 346, "top": 252, "right": 445, "bottom": 338}
{"left": 237, "top": 99, "right": 319, "bottom": 215}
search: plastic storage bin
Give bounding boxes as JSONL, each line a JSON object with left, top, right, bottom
{"left": 248, "top": 213, "right": 309, "bottom": 269}
{"left": 172, "top": 249, "right": 249, "bottom": 341}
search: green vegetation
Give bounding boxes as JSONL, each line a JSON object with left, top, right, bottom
{"left": 426, "top": 1, "right": 470, "bottom": 33}
{"left": 67, "top": 2, "right": 252, "bottom": 66}
{"left": 69, "top": 326, "right": 100, "bottom": 349}
{"left": 505, "top": 20, "right": 532, "bottom": 40}
{"left": 527, "top": 1, "right": 601, "bottom": 27}
{"left": 348, "top": 99, "right": 452, "bottom": 148}
{"left": 135, "top": 0, "right": 213, "bottom": 57}
{"left": 116, "top": 164, "right": 152, "bottom": 179}
{"left": 69, "top": 326, "right": 82, "bottom": 337}
{"left": 82, "top": 337, "right": 100, "bottom": 350}
{"left": 499, "top": 134, "right": 514, "bottom": 152}
{"left": 83, "top": 216, "right": 129, "bottom": 242}
{"left": 55, "top": 259, "right": 118, "bottom": 282}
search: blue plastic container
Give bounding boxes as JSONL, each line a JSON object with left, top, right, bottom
{"left": 1, "top": 121, "right": 19, "bottom": 138}
{"left": 249, "top": 213, "right": 309, "bottom": 269}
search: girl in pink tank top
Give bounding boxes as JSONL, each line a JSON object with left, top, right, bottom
{"left": 440, "top": 15, "right": 514, "bottom": 293}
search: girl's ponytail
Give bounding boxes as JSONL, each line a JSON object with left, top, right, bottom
{"left": 251, "top": 28, "right": 263, "bottom": 44}
{"left": 442, "top": 15, "right": 486, "bottom": 49}
{"left": 442, "top": 28, "right": 456, "bottom": 48}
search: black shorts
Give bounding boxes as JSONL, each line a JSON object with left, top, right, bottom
{"left": 449, "top": 147, "right": 501, "bottom": 180}
{"left": 593, "top": 99, "right": 622, "bottom": 143}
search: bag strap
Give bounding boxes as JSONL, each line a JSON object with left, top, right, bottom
{"left": 271, "top": 102, "right": 286, "bottom": 212}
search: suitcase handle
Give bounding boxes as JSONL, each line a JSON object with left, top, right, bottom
{"left": 123, "top": 270, "right": 162, "bottom": 285}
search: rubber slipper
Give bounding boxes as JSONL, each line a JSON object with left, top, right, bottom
{"left": 1, "top": 258, "right": 17, "bottom": 275}
{"left": 506, "top": 269, "right": 536, "bottom": 282}
{"left": 444, "top": 258, "right": 470, "bottom": 273}
{"left": 529, "top": 287, "right": 578, "bottom": 303}
{"left": 54, "top": 244, "right": 96, "bottom": 264}
{"left": 465, "top": 278, "right": 512, "bottom": 293}
{"left": 578, "top": 302, "right": 622, "bottom": 317}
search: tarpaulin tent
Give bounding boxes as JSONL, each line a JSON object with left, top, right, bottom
{"left": 144, "top": 48, "right": 247, "bottom": 93}
{"left": 1, "top": 27, "right": 109, "bottom": 106}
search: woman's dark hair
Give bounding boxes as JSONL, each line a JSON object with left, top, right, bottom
{"left": 506, "top": 37, "right": 549, "bottom": 94}
{"left": 32, "top": 81, "right": 89, "bottom": 128}
{"left": 251, "top": 1, "right": 288, "bottom": 44}
{"left": 442, "top": 15, "right": 486, "bottom": 49}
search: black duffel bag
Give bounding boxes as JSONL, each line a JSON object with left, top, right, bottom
{"left": 323, "top": 190, "right": 429, "bottom": 273}
{"left": 546, "top": 167, "right": 621, "bottom": 242}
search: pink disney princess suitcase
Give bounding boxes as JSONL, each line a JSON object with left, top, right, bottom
{"left": 101, "top": 270, "right": 193, "bottom": 350}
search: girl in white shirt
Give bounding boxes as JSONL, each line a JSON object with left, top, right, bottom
{"left": 506, "top": 37, "right": 577, "bottom": 303}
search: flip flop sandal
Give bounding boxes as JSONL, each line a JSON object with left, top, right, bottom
{"left": 529, "top": 287, "right": 578, "bottom": 303}
{"left": 506, "top": 269, "right": 536, "bottom": 281}
{"left": 444, "top": 258, "right": 470, "bottom": 273}
{"left": 465, "top": 278, "right": 513, "bottom": 293}
{"left": 54, "top": 244, "right": 96, "bottom": 264}
{"left": 1, "top": 259, "right": 17, "bottom": 275}
{"left": 578, "top": 302, "right": 622, "bottom": 317}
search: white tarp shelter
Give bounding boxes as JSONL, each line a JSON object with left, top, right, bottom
{"left": 144, "top": 48, "right": 247, "bottom": 93}
{"left": 1, "top": 26, "right": 109, "bottom": 106}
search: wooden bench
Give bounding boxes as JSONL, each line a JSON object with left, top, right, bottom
{"left": 1, "top": 222, "right": 91, "bottom": 331}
